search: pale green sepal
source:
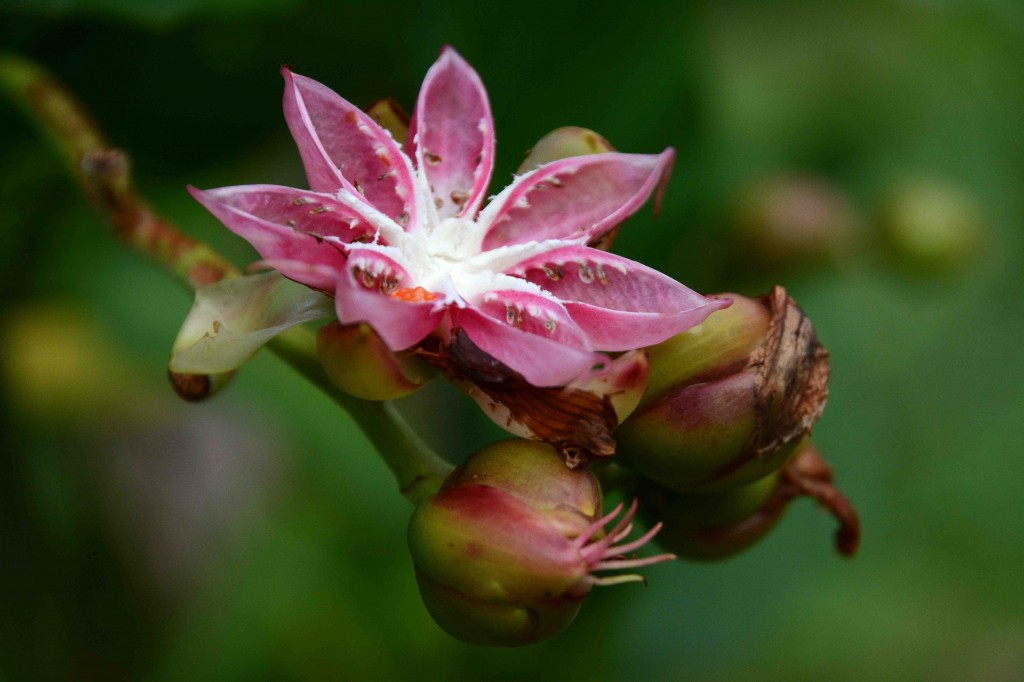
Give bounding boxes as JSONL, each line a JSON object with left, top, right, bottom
{"left": 169, "top": 271, "right": 333, "bottom": 374}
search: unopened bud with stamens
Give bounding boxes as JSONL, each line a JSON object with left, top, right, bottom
{"left": 407, "top": 439, "right": 673, "bottom": 646}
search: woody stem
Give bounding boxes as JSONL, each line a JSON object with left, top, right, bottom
{"left": 0, "top": 51, "right": 452, "bottom": 505}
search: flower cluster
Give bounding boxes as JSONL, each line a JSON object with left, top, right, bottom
{"left": 189, "top": 47, "right": 725, "bottom": 387}
{"left": 173, "top": 47, "right": 858, "bottom": 648}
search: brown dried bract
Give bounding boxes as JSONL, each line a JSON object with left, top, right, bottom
{"left": 748, "top": 285, "right": 830, "bottom": 458}
{"left": 778, "top": 441, "right": 860, "bottom": 556}
{"left": 685, "top": 441, "right": 859, "bottom": 558}
{"left": 425, "top": 330, "right": 617, "bottom": 467}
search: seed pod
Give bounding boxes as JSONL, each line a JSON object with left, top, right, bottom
{"left": 408, "top": 439, "right": 673, "bottom": 646}
{"left": 617, "top": 286, "right": 829, "bottom": 492}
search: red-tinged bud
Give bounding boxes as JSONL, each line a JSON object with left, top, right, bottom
{"left": 408, "top": 440, "right": 673, "bottom": 646}
{"left": 317, "top": 321, "right": 434, "bottom": 401}
{"left": 732, "top": 175, "right": 860, "bottom": 271}
{"left": 641, "top": 441, "right": 860, "bottom": 560}
{"left": 618, "top": 286, "right": 829, "bottom": 492}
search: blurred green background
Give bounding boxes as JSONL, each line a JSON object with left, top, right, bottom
{"left": 2, "top": 0, "right": 1022, "bottom": 679}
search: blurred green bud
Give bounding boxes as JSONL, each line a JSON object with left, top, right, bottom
{"left": 641, "top": 440, "right": 860, "bottom": 560}
{"left": 732, "top": 175, "right": 860, "bottom": 271}
{"left": 317, "top": 321, "right": 433, "bottom": 401}
{"left": 2, "top": 303, "right": 153, "bottom": 418}
{"left": 876, "top": 179, "right": 983, "bottom": 274}
{"left": 617, "top": 286, "right": 830, "bottom": 492}
{"left": 408, "top": 440, "right": 673, "bottom": 646}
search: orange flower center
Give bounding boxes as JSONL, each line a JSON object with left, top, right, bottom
{"left": 390, "top": 286, "right": 437, "bottom": 302}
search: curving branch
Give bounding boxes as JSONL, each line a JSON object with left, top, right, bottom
{"left": 0, "top": 52, "right": 452, "bottom": 505}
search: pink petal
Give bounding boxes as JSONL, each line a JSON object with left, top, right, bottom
{"left": 474, "top": 289, "right": 590, "bottom": 350}
{"left": 407, "top": 47, "right": 495, "bottom": 220}
{"left": 478, "top": 150, "right": 674, "bottom": 251}
{"left": 189, "top": 185, "right": 346, "bottom": 291}
{"left": 334, "top": 246, "right": 443, "bottom": 350}
{"left": 452, "top": 306, "right": 606, "bottom": 387}
{"left": 193, "top": 184, "right": 380, "bottom": 241}
{"left": 282, "top": 69, "right": 417, "bottom": 227}
{"left": 505, "top": 245, "right": 730, "bottom": 350}
{"left": 260, "top": 259, "right": 344, "bottom": 295}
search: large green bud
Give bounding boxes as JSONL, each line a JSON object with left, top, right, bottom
{"left": 617, "top": 286, "right": 830, "bottom": 492}
{"left": 408, "top": 440, "right": 673, "bottom": 646}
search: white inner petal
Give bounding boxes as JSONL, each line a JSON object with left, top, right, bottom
{"left": 356, "top": 167, "right": 579, "bottom": 308}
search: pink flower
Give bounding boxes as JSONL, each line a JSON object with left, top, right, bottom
{"left": 190, "top": 47, "right": 726, "bottom": 387}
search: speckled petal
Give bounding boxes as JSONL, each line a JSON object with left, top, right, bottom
{"left": 334, "top": 245, "right": 444, "bottom": 350}
{"left": 505, "top": 245, "right": 729, "bottom": 350}
{"left": 282, "top": 69, "right": 417, "bottom": 227}
{"left": 478, "top": 150, "right": 674, "bottom": 250}
{"left": 474, "top": 289, "right": 590, "bottom": 350}
{"left": 452, "top": 306, "right": 605, "bottom": 387}
{"left": 407, "top": 47, "right": 495, "bottom": 220}
{"left": 189, "top": 185, "right": 346, "bottom": 291}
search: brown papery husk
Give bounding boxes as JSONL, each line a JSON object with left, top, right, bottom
{"left": 422, "top": 330, "right": 618, "bottom": 468}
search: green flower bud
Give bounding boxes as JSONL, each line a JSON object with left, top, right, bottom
{"left": 408, "top": 440, "right": 673, "bottom": 646}
{"left": 618, "top": 287, "right": 829, "bottom": 492}
{"left": 317, "top": 321, "right": 433, "bottom": 401}
{"left": 640, "top": 440, "right": 860, "bottom": 560}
